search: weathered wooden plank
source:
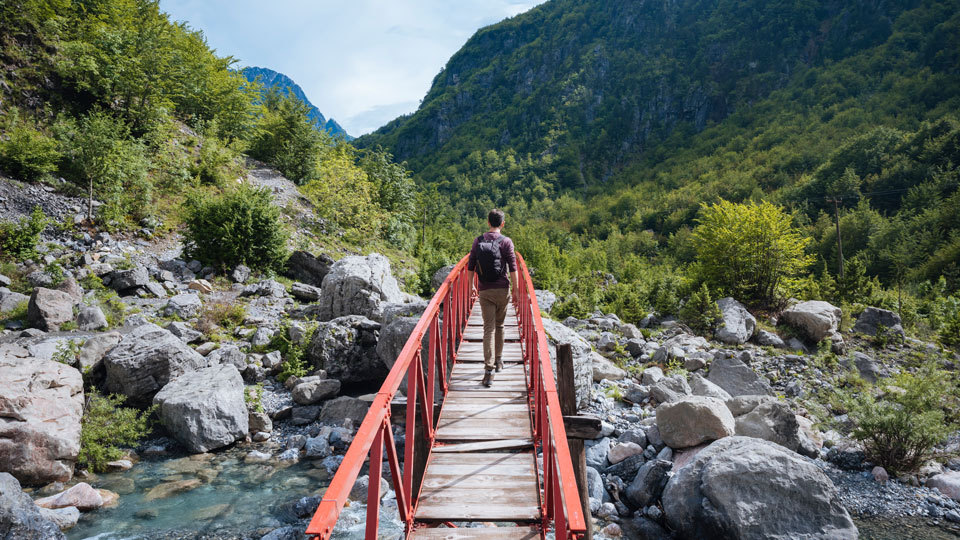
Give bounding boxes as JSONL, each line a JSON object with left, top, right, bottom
{"left": 410, "top": 526, "right": 540, "bottom": 540}
{"left": 416, "top": 453, "right": 540, "bottom": 521}
{"left": 436, "top": 421, "right": 531, "bottom": 440}
{"left": 445, "top": 391, "right": 527, "bottom": 400}
{"left": 432, "top": 439, "right": 533, "bottom": 453}
{"left": 438, "top": 413, "right": 530, "bottom": 427}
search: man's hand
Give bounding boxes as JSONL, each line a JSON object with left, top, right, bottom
{"left": 468, "top": 270, "right": 478, "bottom": 297}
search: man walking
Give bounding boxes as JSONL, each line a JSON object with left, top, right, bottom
{"left": 467, "top": 209, "right": 518, "bottom": 387}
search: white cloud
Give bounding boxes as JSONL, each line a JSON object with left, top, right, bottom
{"left": 159, "top": 0, "right": 546, "bottom": 136}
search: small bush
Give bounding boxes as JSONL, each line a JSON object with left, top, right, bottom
{"left": 52, "top": 339, "right": 85, "bottom": 364}
{"left": 838, "top": 363, "right": 958, "bottom": 473}
{"left": 939, "top": 310, "right": 960, "bottom": 348}
{"left": 0, "top": 300, "right": 28, "bottom": 326}
{"left": 245, "top": 383, "right": 265, "bottom": 413}
{"left": 0, "top": 206, "right": 49, "bottom": 260}
{"left": 679, "top": 283, "right": 721, "bottom": 336}
{"left": 182, "top": 184, "right": 289, "bottom": 272}
{"left": 271, "top": 320, "right": 315, "bottom": 382}
{"left": 78, "top": 389, "right": 155, "bottom": 473}
{"left": 197, "top": 302, "right": 247, "bottom": 339}
{"left": 0, "top": 118, "right": 61, "bottom": 180}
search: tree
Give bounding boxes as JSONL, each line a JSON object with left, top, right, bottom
{"left": 55, "top": 111, "right": 150, "bottom": 225}
{"left": 301, "top": 141, "right": 382, "bottom": 239}
{"left": 360, "top": 146, "right": 417, "bottom": 247}
{"left": 248, "top": 88, "right": 323, "bottom": 183}
{"left": 692, "top": 199, "right": 813, "bottom": 308}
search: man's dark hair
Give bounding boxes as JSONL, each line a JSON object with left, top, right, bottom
{"left": 488, "top": 209, "right": 505, "bottom": 227}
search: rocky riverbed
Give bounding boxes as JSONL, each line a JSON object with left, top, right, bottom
{"left": 2, "top": 173, "right": 960, "bottom": 540}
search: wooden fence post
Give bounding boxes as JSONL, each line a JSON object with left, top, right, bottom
{"left": 557, "top": 344, "right": 593, "bottom": 540}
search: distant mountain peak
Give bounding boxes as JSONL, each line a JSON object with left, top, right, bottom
{"left": 241, "top": 66, "right": 352, "bottom": 140}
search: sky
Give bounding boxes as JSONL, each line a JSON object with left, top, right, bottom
{"left": 159, "top": 1, "right": 548, "bottom": 136}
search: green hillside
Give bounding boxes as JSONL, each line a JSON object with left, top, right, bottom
{"left": 358, "top": 0, "right": 960, "bottom": 338}
{"left": 0, "top": 0, "right": 415, "bottom": 250}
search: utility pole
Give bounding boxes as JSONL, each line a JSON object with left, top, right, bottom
{"left": 828, "top": 197, "right": 844, "bottom": 280}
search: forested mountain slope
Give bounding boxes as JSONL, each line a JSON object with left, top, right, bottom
{"left": 360, "top": 0, "right": 960, "bottom": 311}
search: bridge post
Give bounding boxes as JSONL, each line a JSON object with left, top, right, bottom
{"left": 557, "top": 344, "right": 593, "bottom": 540}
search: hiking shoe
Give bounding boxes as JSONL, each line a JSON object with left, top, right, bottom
{"left": 495, "top": 358, "right": 504, "bottom": 372}
{"left": 481, "top": 369, "right": 494, "bottom": 387}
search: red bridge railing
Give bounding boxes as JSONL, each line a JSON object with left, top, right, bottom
{"left": 305, "top": 251, "right": 585, "bottom": 540}
{"left": 515, "top": 253, "right": 586, "bottom": 540}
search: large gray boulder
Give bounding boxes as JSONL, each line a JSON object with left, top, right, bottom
{"left": 76, "top": 305, "right": 107, "bottom": 331}
{"left": 430, "top": 264, "right": 456, "bottom": 292}
{"left": 728, "top": 396, "right": 815, "bottom": 457}
{"left": 0, "top": 289, "right": 29, "bottom": 315}
{"left": 376, "top": 316, "right": 433, "bottom": 393}
{"left": 542, "top": 318, "right": 593, "bottom": 409}
{"left": 0, "top": 472, "right": 67, "bottom": 539}
{"left": 662, "top": 437, "right": 857, "bottom": 540}
{"left": 306, "top": 315, "right": 383, "bottom": 384}
{"left": 284, "top": 250, "right": 334, "bottom": 287}
{"left": 853, "top": 307, "right": 904, "bottom": 337}
{"left": 779, "top": 300, "right": 842, "bottom": 342}
{"left": 535, "top": 290, "right": 558, "bottom": 313}
{"left": 707, "top": 355, "right": 772, "bottom": 397}
{"left": 153, "top": 364, "right": 248, "bottom": 453}
{"left": 27, "top": 288, "right": 75, "bottom": 331}
{"left": 592, "top": 352, "right": 627, "bottom": 381}
{"left": 0, "top": 356, "right": 83, "bottom": 485}
{"left": 162, "top": 293, "right": 202, "bottom": 319}
{"left": 315, "top": 254, "right": 406, "bottom": 322}
{"left": 77, "top": 332, "right": 121, "bottom": 372}
{"left": 108, "top": 267, "right": 149, "bottom": 293}
{"left": 656, "top": 396, "right": 735, "bottom": 449}
{"left": 320, "top": 396, "right": 370, "bottom": 426}
{"left": 714, "top": 298, "right": 756, "bottom": 345}
{"left": 292, "top": 378, "right": 341, "bottom": 405}
{"left": 650, "top": 374, "right": 692, "bottom": 404}
{"left": 103, "top": 323, "right": 210, "bottom": 404}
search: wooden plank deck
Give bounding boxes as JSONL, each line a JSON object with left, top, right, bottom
{"left": 414, "top": 298, "right": 542, "bottom": 531}
{"left": 411, "top": 526, "right": 539, "bottom": 540}
{"left": 415, "top": 453, "right": 540, "bottom": 522}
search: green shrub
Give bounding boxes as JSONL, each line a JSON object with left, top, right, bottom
{"left": 196, "top": 301, "right": 247, "bottom": 339}
{"left": 182, "top": 184, "right": 289, "bottom": 272}
{"left": 838, "top": 363, "right": 958, "bottom": 473}
{"left": 939, "top": 310, "right": 960, "bottom": 348}
{"left": 0, "top": 115, "right": 61, "bottom": 180}
{"left": 190, "top": 129, "right": 241, "bottom": 186}
{"left": 692, "top": 199, "right": 813, "bottom": 309}
{"left": 0, "top": 206, "right": 49, "bottom": 260}
{"left": 679, "top": 283, "right": 721, "bottom": 336}
{"left": 78, "top": 389, "right": 155, "bottom": 473}
{"left": 245, "top": 383, "right": 265, "bottom": 413}
{"left": 0, "top": 300, "right": 28, "bottom": 326}
{"left": 52, "top": 339, "right": 85, "bottom": 364}
{"left": 271, "top": 320, "right": 315, "bottom": 382}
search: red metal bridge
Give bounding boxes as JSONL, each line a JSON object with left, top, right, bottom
{"left": 306, "top": 253, "right": 586, "bottom": 540}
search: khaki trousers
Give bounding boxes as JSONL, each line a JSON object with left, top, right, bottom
{"left": 478, "top": 287, "right": 510, "bottom": 371}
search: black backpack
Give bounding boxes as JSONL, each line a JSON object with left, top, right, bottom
{"left": 475, "top": 234, "right": 505, "bottom": 283}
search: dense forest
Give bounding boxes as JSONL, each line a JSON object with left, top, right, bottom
{"left": 0, "top": 0, "right": 415, "bottom": 248}
{"left": 357, "top": 0, "right": 960, "bottom": 343}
